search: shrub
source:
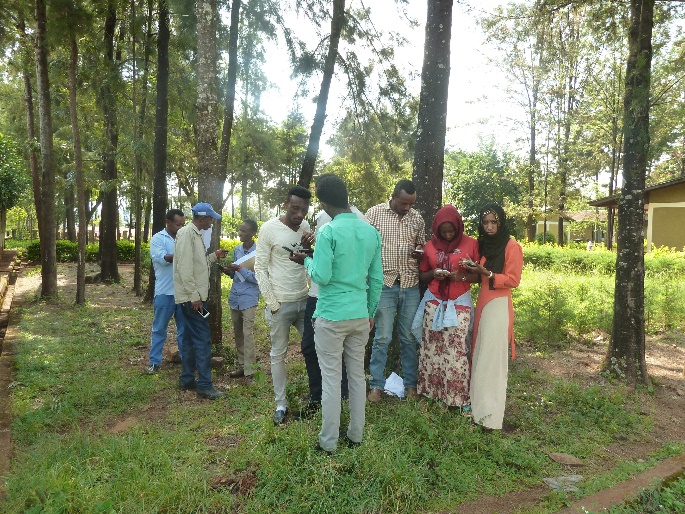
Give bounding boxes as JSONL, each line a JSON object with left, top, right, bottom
{"left": 534, "top": 231, "right": 556, "bottom": 245}
{"left": 25, "top": 240, "right": 149, "bottom": 263}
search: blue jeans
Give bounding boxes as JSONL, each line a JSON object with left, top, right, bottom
{"left": 179, "top": 302, "right": 213, "bottom": 390}
{"left": 149, "top": 295, "right": 186, "bottom": 366}
{"left": 369, "top": 283, "right": 420, "bottom": 389}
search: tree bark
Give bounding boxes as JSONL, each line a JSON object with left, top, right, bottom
{"left": 34, "top": 0, "right": 58, "bottom": 298}
{"left": 16, "top": 18, "right": 43, "bottom": 255}
{"left": 412, "top": 0, "right": 453, "bottom": 230}
{"left": 604, "top": 0, "right": 653, "bottom": 386}
{"left": 69, "top": 32, "right": 87, "bottom": 305}
{"left": 99, "top": 0, "right": 120, "bottom": 282}
{"left": 133, "top": 0, "right": 154, "bottom": 296}
{"left": 217, "top": 0, "right": 240, "bottom": 182}
{"left": 298, "top": 0, "right": 345, "bottom": 188}
{"left": 196, "top": 0, "right": 223, "bottom": 344}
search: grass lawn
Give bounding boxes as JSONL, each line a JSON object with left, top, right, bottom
{"left": 2, "top": 264, "right": 684, "bottom": 513}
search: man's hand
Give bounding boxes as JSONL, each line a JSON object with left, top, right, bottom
{"left": 301, "top": 230, "right": 315, "bottom": 249}
{"left": 410, "top": 245, "right": 424, "bottom": 260}
{"left": 289, "top": 251, "right": 307, "bottom": 265}
{"left": 227, "top": 263, "right": 241, "bottom": 272}
{"left": 215, "top": 249, "right": 228, "bottom": 259}
{"left": 369, "top": 318, "right": 375, "bottom": 332}
{"left": 164, "top": 254, "right": 174, "bottom": 263}
{"left": 191, "top": 300, "right": 203, "bottom": 311}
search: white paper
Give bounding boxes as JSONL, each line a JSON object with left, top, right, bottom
{"left": 383, "top": 372, "right": 405, "bottom": 398}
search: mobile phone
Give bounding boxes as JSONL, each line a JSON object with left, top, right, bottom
{"left": 282, "top": 246, "right": 313, "bottom": 255}
{"left": 435, "top": 269, "right": 450, "bottom": 276}
{"left": 463, "top": 260, "right": 477, "bottom": 267}
{"left": 199, "top": 306, "right": 210, "bottom": 318}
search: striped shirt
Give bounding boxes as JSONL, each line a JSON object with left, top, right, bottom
{"left": 365, "top": 202, "right": 426, "bottom": 288}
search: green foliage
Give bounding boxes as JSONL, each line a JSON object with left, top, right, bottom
{"left": 444, "top": 142, "right": 524, "bottom": 234}
{"left": 607, "top": 476, "right": 685, "bottom": 513}
{"left": 0, "top": 133, "right": 30, "bottom": 211}
{"left": 522, "top": 244, "right": 618, "bottom": 274}
{"left": 25, "top": 240, "right": 150, "bottom": 263}
{"left": 534, "top": 231, "right": 557, "bottom": 245}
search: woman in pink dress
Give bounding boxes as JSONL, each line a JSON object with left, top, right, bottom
{"left": 413, "top": 205, "right": 479, "bottom": 409}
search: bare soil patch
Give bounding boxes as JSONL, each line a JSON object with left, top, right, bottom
{"left": 1, "top": 262, "right": 684, "bottom": 513}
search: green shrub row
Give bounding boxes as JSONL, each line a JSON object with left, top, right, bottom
{"left": 24, "top": 237, "right": 245, "bottom": 264}
{"left": 522, "top": 243, "right": 685, "bottom": 275}
{"left": 514, "top": 269, "right": 685, "bottom": 348}
{"left": 25, "top": 240, "right": 149, "bottom": 263}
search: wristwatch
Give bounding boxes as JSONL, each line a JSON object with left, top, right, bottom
{"left": 488, "top": 271, "right": 493, "bottom": 279}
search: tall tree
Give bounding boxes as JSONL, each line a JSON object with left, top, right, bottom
{"left": 297, "top": 0, "right": 345, "bottom": 188}
{"left": 68, "top": 27, "right": 87, "bottom": 304}
{"left": 604, "top": 0, "right": 654, "bottom": 386}
{"left": 195, "top": 0, "right": 223, "bottom": 343}
{"left": 412, "top": 0, "right": 453, "bottom": 229}
{"left": 34, "top": 0, "right": 58, "bottom": 297}
{"left": 146, "top": 0, "right": 171, "bottom": 302}
{"left": 98, "top": 0, "right": 121, "bottom": 282}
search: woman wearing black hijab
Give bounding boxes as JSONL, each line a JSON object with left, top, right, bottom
{"left": 461, "top": 203, "right": 523, "bottom": 431}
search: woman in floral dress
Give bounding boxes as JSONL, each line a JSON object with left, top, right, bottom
{"left": 413, "top": 205, "right": 479, "bottom": 408}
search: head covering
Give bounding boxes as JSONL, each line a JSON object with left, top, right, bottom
{"left": 477, "top": 202, "right": 510, "bottom": 273}
{"left": 429, "top": 205, "right": 464, "bottom": 298}
{"left": 192, "top": 202, "right": 222, "bottom": 220}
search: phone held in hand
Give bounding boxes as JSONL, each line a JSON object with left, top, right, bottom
{"left": 434, "top": 269, "right": 450, "bottom": 276}
{"left": 199, "top": 306, "right": 210, "bottom": 318}
{"left": 281, "top": 245, "right": 313, "bottom": 255}
{"left": 463, "top": 260, "right": 477, "bottom": 267}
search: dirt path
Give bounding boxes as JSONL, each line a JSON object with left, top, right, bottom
{"left": 1, "top": 262, "right": 684, "bottom": 512}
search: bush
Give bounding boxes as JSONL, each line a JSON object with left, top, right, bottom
{"left": 534, "top": 231, "right": 556, "bottom": 245}
{"left": 25, "top": 240, "right": 149, "bottom": 263}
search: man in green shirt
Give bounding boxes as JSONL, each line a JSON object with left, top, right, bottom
{"left": 291, "top": 174, "right": 383, "bottom": 453}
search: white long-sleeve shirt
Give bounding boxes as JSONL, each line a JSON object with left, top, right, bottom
{"left": 254, "top": 217, "right": 310, "bottom": 311}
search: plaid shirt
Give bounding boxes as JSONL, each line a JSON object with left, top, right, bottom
{"left": 365, "top": 202, "right": 426, "bottom": 288}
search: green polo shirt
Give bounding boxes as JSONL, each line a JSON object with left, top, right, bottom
{"left": 304, "top": 212, "right": 383, "bottom": 321}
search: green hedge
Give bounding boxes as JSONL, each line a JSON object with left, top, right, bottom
{"left": 25, "top": 238, "right": 245, "bottom": 263}
{"left": 522, "top": 243, "right": 685, "bottom": 275}
{"left": 26, "top": 240, "right": 149, "bottom": 263}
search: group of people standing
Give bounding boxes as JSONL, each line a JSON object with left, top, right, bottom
{"left": 145, "top": 175, "right": 523, "bottom": 453}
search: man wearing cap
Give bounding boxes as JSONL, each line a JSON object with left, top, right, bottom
{"left": 174, "top": 202, "right": 228, "bottom": 400}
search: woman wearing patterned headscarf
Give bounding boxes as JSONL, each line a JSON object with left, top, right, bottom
{"left": 411, "top": 205, "right": 479, "bottom": 410}
{"left": 461, "top": 203, "right": 523, "bottom": 431}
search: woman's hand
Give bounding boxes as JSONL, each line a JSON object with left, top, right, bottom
{"left": 460, "top": 254, "right": 487, "bottom": 275}
{"left": 433, "top": 269, "right": 448, "bottom": 281}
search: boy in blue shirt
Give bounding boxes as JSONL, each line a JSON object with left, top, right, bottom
{"left": 223, "top": 220, "right": 260, "bottom": 379}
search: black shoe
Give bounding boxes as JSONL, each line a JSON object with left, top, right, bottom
{"left": 146, "top": 364, "right": 160, "bottom": 375}
{"left": 315, "top": 443, "right": 335, "bottom": 455}
{"left": 196, "top": 386, "right": 225, "bottom": 400}
{"left": 340, "top": 435, "right": 361, "bottom": 448}
{"left": 179, "top": 380, "right": 197, "bottom": 391}
{"left": 273, "top": 408, "right": 287, "bottom": 425}
{"left": 294, "top": 401, "right": 321, "bottom": 420}
{"left": 229, "top": 369, "right": 245, "bottom": 378}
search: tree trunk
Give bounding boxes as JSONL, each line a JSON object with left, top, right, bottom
{"left": 412, "top": 0, "right": 453, "bottom": 230}
{"left": 99, "top": 0, "right": 120, "bottom": 282}
{"left": 298, "top": 0, "right": 345, "bottom": 188}
{"left": 604, "top": 0, "right": 653, "bottom": 386}
{"left": 133, "top": 0, "right": 153, "bottom": 296}
{"left": 68, "top": 32, "right": 87, "bottom": 305}
{"left": 34, "top": 0, "right": 58, "bottom": 298}
{"left": 17, "top": 18, "right": 43, "bottom": 253}
{"left": 196, "top": 0, "right": 223, "bottom": 345}
{"left": 146, "top": 0, "right": 171, "bottom": 302}
{"left": 217, "top": 0, "right": 240, "bottom": 182}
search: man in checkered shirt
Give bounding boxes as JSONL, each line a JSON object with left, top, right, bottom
{"left": 365, "top": 179, "right": 426, "bottom": 402}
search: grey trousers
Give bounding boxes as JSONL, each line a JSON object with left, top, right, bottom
{"left": 230, "top": 306, "right": 256, "bottom": 375}
{"left": 315, "top": 317, "right": 369, "bottom": 451}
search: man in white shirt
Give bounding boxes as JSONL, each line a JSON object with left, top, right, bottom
{"left": 255, "top": 186, "right": 313, "bottom": 424}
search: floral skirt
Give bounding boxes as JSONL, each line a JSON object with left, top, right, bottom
{"left": 417, "top": 301, "right": 471, "bottom": 407}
